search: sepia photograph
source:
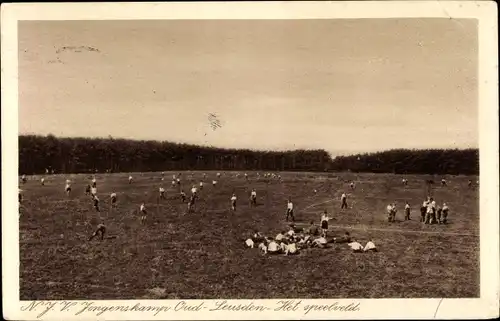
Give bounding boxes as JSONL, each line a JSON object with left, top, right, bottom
{"left": 2, "top": 2, "right": 498, "bottom": 320}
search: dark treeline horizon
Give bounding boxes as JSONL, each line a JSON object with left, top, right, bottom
{"left": 18, "top": 134, "right": 479, "bottom": 175}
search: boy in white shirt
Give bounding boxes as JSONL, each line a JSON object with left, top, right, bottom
{"left": 348, "top": 239, "right": 364, "bottom": 253}
{"left": 140, "top": 203, "right": 147, "bottom": 224}
{"left": 199, "top": 181, "right": 204, "bottom": 190}
{"left": 231, "top": 194, "right": 237, "bottom": 211}
{"left": 275, "top": 231, "right": 285, "bottom": 242}
{"left": 267, "top": 239, "right": 281, "bottom": 254}
{"left": 65, "top": 181, "right": 72, "bottom": 196}
{"left": 258, "top": 242, "right": 268, "bottom": 254}
{"left": 217, "top": 172, "right": 221, "bottom": 178}
{"left": 41, "top": 177, "right": 45, "bottom": 186}
{"left": 349, "top": 181, "right": 355, "bottom": 190}
{"left": 176, "top": 178, "right": 181, "bottom": 186}
{"left": 311, "top": 236, "right": 328, "bottom": 248}
{"left": 171, "top": 180, "right": 176, "bottom": 187}
{"left": 250, "top": 189, "right": 257, "bottom": 206}
{"left": 92, "top": 177, "right": 97, "bottom": 187}
{"left": 191, "top": 185, "right": 197, "bottom": 196}
{"left": 212, "top": 180, "right": 217, "bottom": 187}
{"left": 91, "top": 186, "right": 97, "bottom": 198}
{"left": 245, "top": 238, "right": 255, "bottom": 248}
{"left": 285, "top": 243, "right": 298, "bottom": 255}
{"left": 387, "top": 204, "right": 394, "bottom": 222}
{"left": 341, "top": 193, "right": 348, "bottom": 209}
{"left": 244, "top": 173, "right": 248, "bottom": 180}
{"left": 363, "top": 240, "right": 377, "bottom": 252}
{"left": 110, "top": 192, "right": 117, "bottom": 206}
{"left": 180, "top": 190, "right": 186, "bottom": 203}
{"left": 21, "top": 175, "right": 27, "bottom": 184}
{"left": 128, "top": 176, "right": 133, "bottom": 184}
{"left": 286, "top": 198, "right": 295, "bottom": 222}
{"left": 159, "top": 187, "right": 165, "bottom": 199}
{"left": 441, "top": 178, "right": 447, "bottom": 186}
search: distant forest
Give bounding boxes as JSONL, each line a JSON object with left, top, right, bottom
{"left": 18, "top": 135, "right": 479, "bottom": 175}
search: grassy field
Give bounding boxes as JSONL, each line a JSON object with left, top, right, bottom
{"left": 19, "top": 171, "right": 479, "bottom": 299}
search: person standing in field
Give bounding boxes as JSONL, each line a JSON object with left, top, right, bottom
{"left": 430, "top": 198, "right": 437, "bottom": 224}
{"left": 217, "top": 172, "right": 221, "bottom": 179}
{"left": 387, "top": 203, "right": 394, "bottom": 222}
{"left": 231, "top": 193, "right": 237, "bottom": 211}
{"left": 441, "top": 178, "right": 447, "bottom": 186}
{"left": 442, "top": 203, "right": 449, "bottom": 224}
{"left": 340, "top": 193, "right": 348, "bottom": 209}
{"left": 91, "top": 176, "right": 97, "bottom": 188}
{"left": 404, "top": 201, "right": 411, "bottom": 220}
{"left": 180, "top": 190, "right": 186, "bottom": 203}
{"left": 159, "top": 187, "right": 165, "bottom": 200}
{"left": 92, "top": 195, "right": 100, "bottom": 212}
{"left": 420, "top": 198, "right": 430, "bottom": 222}
{"left": 110, "top": 192, "right": 117, "bottom": 207}
{"left": 176, "top": 177, "right": 181, "bottom": 187}
{"left": 436, "top": 205, "right": 442, "bottom": 224}
{"left": 85, "top": 184, "right": 91, "bottom": 196}
{"left": 191, "top": 185, "right": 198, "bottom": 198}
{"left": 140, "top": 202, "right": 147, "bottom": 224}
{"left": 21, "top": 174, "right": 27, "bottom": 184}
{"left": 88, "top": 223, "right": 106, "bottom": 241}
{"left": 91, "top": 186, "right": 97, "bottom": 198}
{"left": 286, "top": 198, "right": 295, "bottom": 222}
{"left": 349, "top": 181, "right": 355, "bottom": 190}
{"left": 320, "top": 210, "right": 330, "bottom": 237}
{"left": 402, "top": 178, "right": 408, "bottom": 186}
{"left": 65, "top": 180, "right": 72, "bottom": 196}
{"left": 171, "top": 179, "right": 176, "bottom": 188}
{"left": 212, "top": 180, "right": 217, "bottom": 187}
{"left": 245, "top": 173, "right": 248, "bottom": 180}
{"left": 187, "top": 194, "right": 196, "bottom": 213}
{"left": 199, "top": 181, "right": 204, "bottom": 190}
{"left": 128, "top": 175, "right": 133, "bottom": 184}
{"left": 250, "top": 189, "right": 257, "bottom": 206}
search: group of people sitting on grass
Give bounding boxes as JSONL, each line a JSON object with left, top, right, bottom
{"left": 244, "top": 218, "right": 377, "bottom": 256}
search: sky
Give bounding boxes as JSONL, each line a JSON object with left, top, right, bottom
{"left": 18, "top": 19, "right": 478, "bottom": 156}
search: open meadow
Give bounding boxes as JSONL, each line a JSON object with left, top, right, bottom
{"left": 19, "top": 171, "right": 479, "bottom": 299}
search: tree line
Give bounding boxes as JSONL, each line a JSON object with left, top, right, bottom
{"left": 18, "top": 135, "right": 331, "bottom": 174}
{"left": 18, "top": 135, "right": 478, "bottom": 175}
{"left": 330, "top": 148, "right": 479, "bottom": 175}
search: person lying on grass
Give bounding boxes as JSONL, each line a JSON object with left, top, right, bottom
{"left": 348, "top": 239, "right": 364, "bottom": 253}
{"left": 88, "top": 223, "right": 106, "bottom": 241}
{"left": 363, "top": 240, "right": 377, "bottom": 252}
{"left": 267, "top": 238, "right": 281, "bottom": 255}
{"left": 333, "top": 232, "right": 352, "bottom": 244}
{"left": 311, "top": 236, "right": 329, "bottom": 248}
{"left": 284, "top": 242, "right": 299, "bottom": 255}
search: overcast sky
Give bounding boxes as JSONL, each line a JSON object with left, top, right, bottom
{"left": 18, "top": 19, "right": 478, "bottom": 156}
